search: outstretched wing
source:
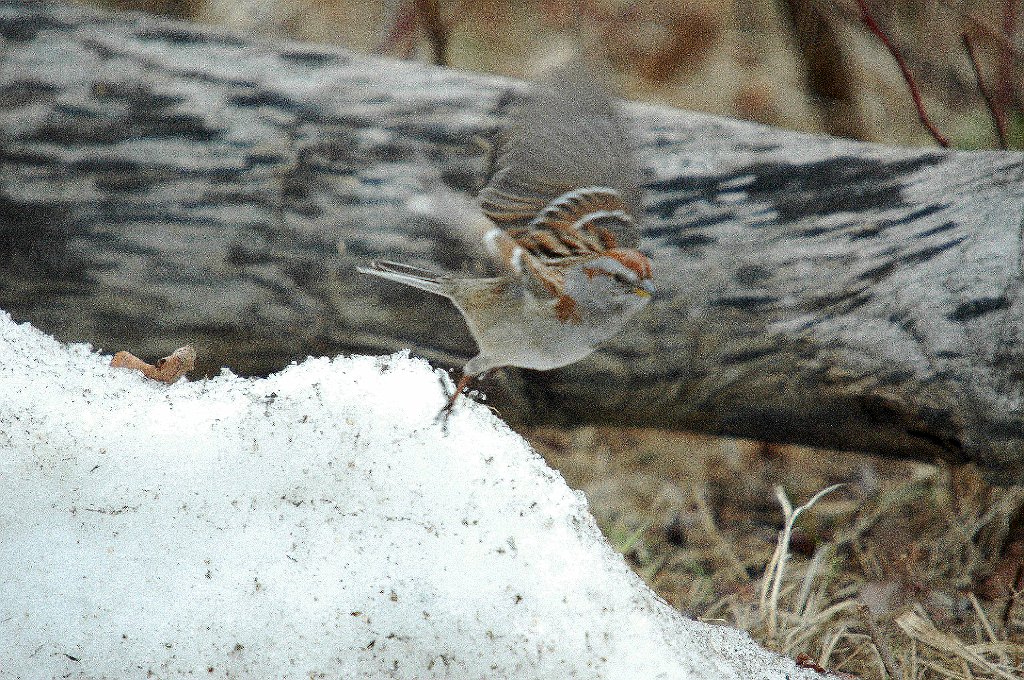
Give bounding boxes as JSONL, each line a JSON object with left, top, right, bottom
{"left": 478, "top": 62, "right": 642, "bottom": 250}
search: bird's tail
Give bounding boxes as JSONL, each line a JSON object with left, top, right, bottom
{"left": 357, "top": 260, "right": 451, "bottom": 296}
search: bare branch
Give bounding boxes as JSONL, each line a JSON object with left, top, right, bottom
{"left": 937, "top": 0, "right": 1024, "bottom": 63}
{"left": 854, "top": 0, "right": 951, "bottom": 147}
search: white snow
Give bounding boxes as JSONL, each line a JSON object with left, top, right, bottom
{"left": 0, "top": 311, "right": 816, "bottom": 679}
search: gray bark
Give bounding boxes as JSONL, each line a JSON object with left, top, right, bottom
{"left": 2, "top": 1, "right": 1024, "bottom": 481}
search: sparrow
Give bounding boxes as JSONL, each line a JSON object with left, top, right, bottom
{"left": 359, "top": 63, "right": 654, "bottom": 421}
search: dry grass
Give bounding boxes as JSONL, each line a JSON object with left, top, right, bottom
{"left": 526, "top": 427, "right": 1024, "bottom": 679}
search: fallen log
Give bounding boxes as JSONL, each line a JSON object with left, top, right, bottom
{"left": 2, "top": 0, "right": 1024, "bottom": 481}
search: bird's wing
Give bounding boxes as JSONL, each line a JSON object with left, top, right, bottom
{"left": 478, "top": 62, "right": 642, "bottom": 250}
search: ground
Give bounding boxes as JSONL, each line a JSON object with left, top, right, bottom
{"left": 527, "top": 426, "right": 1024, "bottom": 679}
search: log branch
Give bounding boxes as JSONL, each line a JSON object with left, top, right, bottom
{"left": 3, "top": 1, "right": 1024, "bottom": 481}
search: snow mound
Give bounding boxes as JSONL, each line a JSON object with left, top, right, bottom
{"left": 0, "top": 312, "right": 814, "bottom": 679}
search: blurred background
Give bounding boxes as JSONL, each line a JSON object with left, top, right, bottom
{"left": 85, "top": 0, "right": 1023, "bottom": 149}
{"left": 73, "top": 1, "right": 1024, "bottom": 677}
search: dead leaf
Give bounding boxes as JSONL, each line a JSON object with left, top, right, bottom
{"left": 110, "top": 345, "right": 196, "bottom": 383}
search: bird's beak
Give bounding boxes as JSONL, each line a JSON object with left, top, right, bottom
{"left": 634, "top": 280, "right": 655, "bottom": 297}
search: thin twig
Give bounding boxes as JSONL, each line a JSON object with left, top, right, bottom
{"left": 858, "top": 602, "right": 902, "bottom": 680}
{"left": 832, "top": 0, "right": 1024, "bottom": 63}
{"left": 936, "top": 0, "right": 1024, "bottom": 63}
{"left": 963, "top": 32, "right": 1009, "bottom": 149}
{"left": 854, "top": 0, "right": 950, "bottom": 147}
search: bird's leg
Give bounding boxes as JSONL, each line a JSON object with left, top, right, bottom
{"left": 434, "top": 372, "right": 476, "bottom": 428}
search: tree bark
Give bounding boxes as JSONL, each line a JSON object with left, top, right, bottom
{"left": 3, "top": 1, "right": 1024, "bottom": 481}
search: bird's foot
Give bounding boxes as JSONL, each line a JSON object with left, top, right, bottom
{"left": 434, "top": 373, "right": 475, "bottom": 432}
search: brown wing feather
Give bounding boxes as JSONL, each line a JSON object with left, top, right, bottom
{"left": 509, "top": 187, "right": 637, "bottom": 262}
{"left": 478, "top": 62, "right": 642, "bottom": 249}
